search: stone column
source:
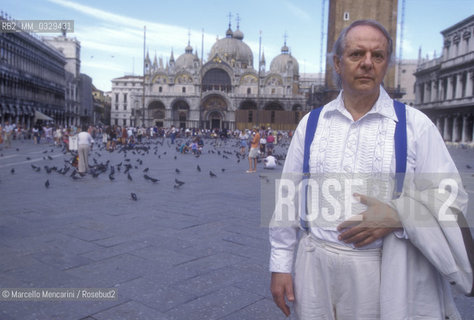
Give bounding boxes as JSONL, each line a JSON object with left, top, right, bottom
{"left": 424, "top": 81, "right": 430, "bottom": 103}
{"left": 455, "top": 73, "right": 463, "bottom": 99}
{"left": 416, "top": 83, "right": 423, "bottom": 104}
{"left": 461, "top": 115, "right": 469, "bottom": 143}
{"left": 446, "top": 76, "right": 453, "bottom": 100}
{"left": 443, "top": 116, "right": 452, "bottom": 141}
{"left": 466, "top": 70, "right": 473, "bottom": 98}
{"left": 452, "top": 115, "right": 461, "bottom": 142}
{"left": 431, "top": 80, "right": 438, "bottom": 102}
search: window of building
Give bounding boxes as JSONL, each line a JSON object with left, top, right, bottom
{"left": 247, "top": 88, "right": 251, "bottom": 94}
{"left": 124, "top": 104, "right": 127, "bottom": 110}
{"left": 123, "top": 119, "right": 127, "bottom": 126}
{"left": 271, "top": 88, "right": 276, "bottom": 94}
{"left": 248, "top": 111, "right": 253, "bottom": 122}
{"left": 159, "top": 86, "right": 162, "bottom": 93}
{"left": 124, "top": 93, "right": 127, "bottom": 103}
{"left": 114, "top": 119, "right": 118, "bottom": 125}
{"left": 202, "top": 68, "right": 232, "bottom": 92}
{"left": 115, "top": 93, "right": 119, "bottom": 102}
{"left": 115, "top": 104, "right": 118, "bottom": 110}
{"left": 182, "top": 87, "right": 186, "bottom": 93}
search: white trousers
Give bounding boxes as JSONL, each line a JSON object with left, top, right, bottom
{"left": 78, "top": 144, "right": 90, "bottom": 173}
{"left": 294, "top": 234, "right": 382, "bottom": 320}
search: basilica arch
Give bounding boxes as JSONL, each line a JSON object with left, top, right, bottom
{"left": 148, "top": 100, "right": 166, "bottom": 127}
{"left": 202, "top": 68, "right": 232, "bottom": 93}
{"left": 201, "top": 94, "right": 229, "bottom": 130}
{"left": 171, "top": 99, "right": 190, "bottom": 129}
{"left": 264, "top": 101, "right": 284, "bottom": 110}
{"left": 239, "top": 100, "right": 257, "bottom": 110}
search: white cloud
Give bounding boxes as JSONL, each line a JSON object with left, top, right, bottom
{"left": 282, "top": 1, "right": 311, "bottom": 22}
{"left": 48, "top": 0, "right": 218, "bottom": 58}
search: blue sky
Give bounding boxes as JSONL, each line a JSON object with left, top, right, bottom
{"left": 2, "top": 0, "right": 473, "bottom": 91}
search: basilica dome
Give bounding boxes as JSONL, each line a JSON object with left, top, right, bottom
{"left": 176, "top": 43, "right": 200, "bottom": 69}
{"left": 270, "top": 43, "right": 299, "bottom": 76}
{"left": 209, "top": 27, "right": 253, "bottom": 68}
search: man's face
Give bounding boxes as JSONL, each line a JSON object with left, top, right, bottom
{"left": 334, "top": 25, "right": 389, "bottom": 97}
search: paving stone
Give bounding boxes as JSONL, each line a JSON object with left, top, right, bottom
{"left": 91, "top": 300, "right": 168, "bottom": 320}
{"left": 116, "top": 277, "right": 197, "bottom": 313}
{"left": 163, "top": 286, "right": 262, "bottom": 320}
{"left": 65, "top": 254, "right": 152, "bottom": 287}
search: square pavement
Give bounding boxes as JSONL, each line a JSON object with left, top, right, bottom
{"left": 0, "top": 138, "right": 473, "bottom": 319}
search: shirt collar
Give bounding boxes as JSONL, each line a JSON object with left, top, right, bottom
{"left": 325, "top": 86, "right": 398, "bottom": 122}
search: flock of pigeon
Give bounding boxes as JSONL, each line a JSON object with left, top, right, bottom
{"left": 4, "top": 137, "right": 289, "bottom": 202}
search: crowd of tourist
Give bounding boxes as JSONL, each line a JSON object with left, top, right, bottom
{"left": 0, "top": 121, "right": 290, "bottom": 174}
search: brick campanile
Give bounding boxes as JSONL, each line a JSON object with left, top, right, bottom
{"left": 325, "top": 0, "right": 399, "bottom": 98}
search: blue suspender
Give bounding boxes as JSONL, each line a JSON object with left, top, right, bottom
{"left": 300, "top": 101, "right": 407, "bottom": 232}
{"left": 300, "top": 107, "right": 323, "bottom": 231}
{"left": 393, "top": 100, "right": 407, "bottom": 198}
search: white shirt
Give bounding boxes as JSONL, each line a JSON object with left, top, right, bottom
{"left": 264, "top": 155, "right": 277, "bottom": 169}
{"left": 269, "top": 87, "right": 465, "bottom": 273}
{"left": 77, "top": 131, "right": 94, "bottom": 145}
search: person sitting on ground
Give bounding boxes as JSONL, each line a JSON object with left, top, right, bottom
{"left": 264, "top": 150, "right": 277, "bottom": 169}
{"left": 178, "top": 141, "right": 190, "bottom": 153}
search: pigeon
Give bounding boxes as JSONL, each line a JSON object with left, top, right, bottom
{"left": 47, "top": 155, "right": 53, "bottom": 160}
{"left": 10, "top": 168, "right": 15, "bottom": 174}
{"left": 130, "top": 193, "right": 138, "bottom": 201}
{"left": 144, "top": 174, "right": 159, "bottom": 183}
{"left": 175, "top": 178, "right": 185, "bottom": 186}
{"left": 174, "top": 156, "right": 177, "bottom": 160}
{"left": 197, "top": 165, "right": 201, "bottom": 172}
{"left": 26, "top": 157, "right": 31, "bottom": 160}
{"left": 209, "top": 170, "right": 217, "bottom": 177}
{"left": 467, "top": 165, "right": 472, "bottom": 169}
{"left": 175, "top": 168, "right": 180, "bottom": 174}
{"left": 44, "top": 179, "right": 50, "bottom": 188}
{"left": 109, "top": 173, "right": 115, "bottom": 181}
{"left": 143, "top": 168, "right": 149, "bottom": 173}
{"left": 127, "top": 173, "right": 133, "bottom": 181}
{"left": 221, "top": 168, "right": 226, "bottom": 172}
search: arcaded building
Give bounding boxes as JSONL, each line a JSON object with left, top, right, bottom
{"left": 0, "top": 14, "right": 66, "bottom": 127}
{"left": 414, "top": 15, "right": 474, "bottom": 143}
{"left": 123, "top": 24, "right": 308, "bottom": 131}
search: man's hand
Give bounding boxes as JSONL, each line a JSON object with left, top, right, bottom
{"left": 270, "top": 272, "right": 294, "bottom": 317}
{"left": 337, "top": 193, "right": 402, "bottom": 247}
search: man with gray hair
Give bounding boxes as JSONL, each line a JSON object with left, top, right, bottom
{"left": 270, "top": 20, "right": 473, "bottom": 319}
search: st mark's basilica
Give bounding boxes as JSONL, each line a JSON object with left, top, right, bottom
{"left": 116, "top": 22, "right": 309, "bottom": 131}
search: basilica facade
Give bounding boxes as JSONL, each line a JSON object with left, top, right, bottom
{"left": 128, "top": 24, "right": 308, "bottom": 130}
